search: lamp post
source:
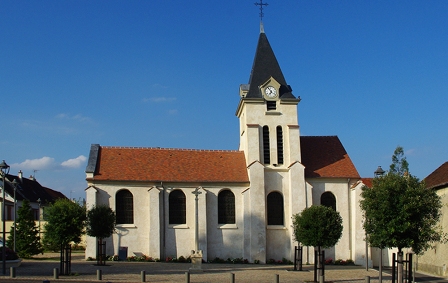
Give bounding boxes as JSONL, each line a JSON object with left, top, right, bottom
{"left": 0, "top": 160, "right": 10, "bottom": 275}
{"left": 11, "top": 179, "right": 18, "bottom": 252}
{"left": 374, "top": 166, "right": 385, "bottom": 283}
{"left": 37, "top": 198, "right": 41, "bottom": 242}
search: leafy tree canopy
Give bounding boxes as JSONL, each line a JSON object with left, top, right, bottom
{"left": 360, "top": 146, "right": 443, "bottom": 254}
{"left": 42, "top": 198, "right": 86, "bottom": 249}
{"left": 292, "top": 205, "right": 343, "bottom": 249}
{"left": 86, "top": 205, "right": 116, "bottom": 239}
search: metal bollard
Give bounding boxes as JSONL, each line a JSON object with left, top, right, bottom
{"left": 141, "top": 270, "right": 146, "bottom": 282}
{"left": 185, "top": 271, "right": 190, "bottom": 283}
{"left": 230, "top": 272, "right": 235, "bottom": 283}
{"left": 10, "top": 267, "right": 15, "bottom": 278}
{"left": 97, "top": 269, "right": 102, "bottom": 280}
{"left": 319, "top": 275, "right": 325, "bottom": 283}
{"left": 53, "top": 268, "right": 59, "bottom": 279}
{"left": 366, "top": 276, "right": 370, "bottom": 283}
{"left": 274, "top": 274, "right": 279, "bottom": 283}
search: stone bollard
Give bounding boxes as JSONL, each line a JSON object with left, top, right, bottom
{"left": 53, "top": 268, "right": 59, "bottom": 279}
{"left": 366, "top": 276, "right": 370, "bottom": 283}
{"left": 10, "top": 267, "right": 15, "bottom": 278}
{"left": 141, "top": 270, "right": 146, "bottom": 282}
{"left": 230, "top": 272, "right": 235, "bottom": 283}
{"left": 97, "top": 269, "right": 102, "bottom": 280}
{"left": 274, "top": 274, "right": 279, "bottom": 283}
{"left": 185, "top": 271, "right": 190, "bottom": 283}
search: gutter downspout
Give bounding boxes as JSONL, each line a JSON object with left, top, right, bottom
{"left": 347, "top": 178, "right": 352, "bottom": 260}
{"left": 160, "top": 182, "right": 166, "bottom": 260}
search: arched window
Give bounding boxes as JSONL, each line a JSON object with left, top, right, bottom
{"left": 116, "top": 189, "right": 134, "bottom": 224}
{"left": 263, "top": 126, "right": 270, "bottom": 164}
{"left": 169, "top": 190, "right": 186, "bottom": 224}
{"left": 267, "top": 192, "right": 284, "bottom": 225}
{"left": 218, "top": 190, "right": 235, "bottom": 224}
{"left": 276, "top": 126, "right": 284, "bottom": 165}
{"left": 321, "top": 192, "right": 336, "bottom": 211}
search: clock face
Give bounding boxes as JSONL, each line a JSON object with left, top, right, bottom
{"left": 265, "top": 86, "right": 277, "bottom": 98}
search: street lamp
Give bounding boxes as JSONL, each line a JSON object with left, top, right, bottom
{"left": 37, "top": 198, "right": 41, "bottom": 241}
{"left": 0, "top": 160, "right": 10, "bottom": 275}
{"left": 374, "top": 166, "right": 385, "bottom": 177}
{"left": 374, "top": 165, "right": 385, "bottom": 283}
{"left": 11, "top": 179, "right": 18, "bottom": 252}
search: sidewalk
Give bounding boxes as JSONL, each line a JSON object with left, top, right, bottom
{"left": 0, "top": 254, "right": 445, "bottom": 283}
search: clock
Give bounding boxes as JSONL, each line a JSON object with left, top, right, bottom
{"left": 264, "top": 86, "right": 277, "bottom": 98}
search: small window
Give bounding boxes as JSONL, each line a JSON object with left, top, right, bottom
{"left": 267, "top": 192, "right": 284, "bottom": 225}
{"left": 169, "top": 190, "right": 186, "bottom": 224}
{"left": 321, "top": 192, "right": 336, "bottom": 210}
{"left": 276, "top": 126, "right": 284, "bottom": 165}
{"left": 263, "top": 126, "right": 270, "bottom": 164}
{"left": 116, "top": 189, "right": 134, "bottom": 224}
{"left": 218, "top": 190, "right": 235, "bottom": 224}
{"left": 266, "top": 101, "right": 276, "bottom": 110}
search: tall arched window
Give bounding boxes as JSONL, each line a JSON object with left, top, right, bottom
{"left": 321, "top": 192, "right": 336, "bottom": 211}
{"left": 276, "top": 126, "right": 284, "bottom": 165}
{"left": 116, "top": 189, "right": 134, "bottom": 224}
{"left": 169, "top": 190, "right": 186, "bottom": 224}
{"left": 267, "top": 192, "right": 284, "bottom": 225}
{"left": 218, "top": 190, "right": 235, "bottom": 224}
{"left": 263, "top": 126, "right": 270, "bottom": 164}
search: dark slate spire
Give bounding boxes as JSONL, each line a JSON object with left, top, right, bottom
{"left": 246, "top": 31, "right": 295, "bottom": 99}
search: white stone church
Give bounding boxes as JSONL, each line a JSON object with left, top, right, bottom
{"left": 85, "top": 25, "right": 370, "bottom": 265}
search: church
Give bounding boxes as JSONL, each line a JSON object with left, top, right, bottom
{"left": 84, "top": 23, "right": 369, "bottom": 265}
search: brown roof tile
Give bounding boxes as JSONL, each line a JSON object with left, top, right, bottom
{"left": 300, "top": 136, "right": 360, "bottom": 178}
{"left": 424, "top": 162, "right": 448, "bottom": 189}
{"left": 92, "top": 147, "right": 249, "bottom": 183}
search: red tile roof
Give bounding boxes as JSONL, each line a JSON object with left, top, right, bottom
{"left": 92, "top": 147, "right": 250, "bottom": 183}
{"left": 90, "top": 135, "right": 360, "bottom": 183}
{"left": 360, "top": 178, "right": 373, "bottom": 188}
{"left": 424, "top": 162, "right": 448, "bottom": 190}
{"left": 301, "top": 136, "right": 360, "bottom": 178}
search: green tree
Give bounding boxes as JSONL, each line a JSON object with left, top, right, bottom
{"left": 43, "top": 198, "right": 86, "bottom": 248}
{"left": 86, "top": 205, "right": 116, "bottom": 265}
{"left": 293, "top": 205, "right": 343, "bottom": 280}
{"left": 360, "top": 146, "right": 443, "bottom": 255}
{"left": 7, "top": 199, "right": 43, "bottom": 258}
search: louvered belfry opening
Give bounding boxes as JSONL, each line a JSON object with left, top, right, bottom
{"left": 266, "top": 100, "right": 276, "bottom": 110}
{"left": 277, "top": 126, "right": 284, "bottom": 165}
{"left": 263, "top": 126, "right": 270, "bottom": 164}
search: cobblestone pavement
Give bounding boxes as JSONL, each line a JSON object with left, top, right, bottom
{"left": 0, "top": 254, "right": 446, "bottom": 283}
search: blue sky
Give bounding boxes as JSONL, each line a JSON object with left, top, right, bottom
{"left": 1, "top": 1, "right": 447, "bottom": 201}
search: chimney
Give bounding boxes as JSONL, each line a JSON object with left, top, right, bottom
{"left": 18, "top": 170, "right": 23, "bottom": 182}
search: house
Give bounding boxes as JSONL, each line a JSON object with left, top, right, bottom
{"left": 0, "top": 170, "right": 67, "bottom": 238}
{"left": 85, "top": 24, "right": 371, "bottom": 264}
{"left": 416, "top": 162, "right": 448, "bottom": 276}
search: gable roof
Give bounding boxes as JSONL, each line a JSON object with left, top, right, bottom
{"left": 246, "top": 31, "right": 295, "bottom": 99}
{"left": 87, "top": 146, "right": 249, "bottom": 183}
{"left": 2, "top": 174, "right": 66, "bottom": 205}
{"left": 301, "top": 136, "right": 360, "bottom": 178}
{"left": 424, "top": 161, "right": 448, "bottom": 190}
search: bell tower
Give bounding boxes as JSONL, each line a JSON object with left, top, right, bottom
{"left": 236, "top": 24, "right": 306, "bottom": 263}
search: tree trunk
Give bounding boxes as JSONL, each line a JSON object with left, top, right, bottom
{"left": 397, "top": 250, "right": 403, "bottom": 283}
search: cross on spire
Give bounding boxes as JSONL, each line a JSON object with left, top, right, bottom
{"left": 254, "top": 0, "right": 268, "bottom": 21}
